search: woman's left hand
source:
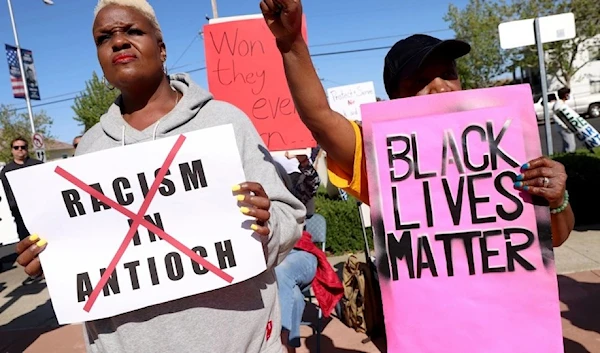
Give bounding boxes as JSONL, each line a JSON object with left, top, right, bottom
{"left": 514, "top": 156, "right": 567, "bottom": 208}
{"left": 233, "top": 182, "right": 271, "bottom": 236}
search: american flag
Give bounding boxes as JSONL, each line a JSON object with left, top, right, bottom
{"left": 5, "top": 45, "right": 25, "bottom": 98}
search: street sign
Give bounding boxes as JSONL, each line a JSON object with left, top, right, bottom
{"left": 36, "top": 149, "right": 46, "bottom": 162}
{"left": 32, "top": 132, "right": 45, "bottom": 150}
{"left": 498, "top": 12, "right": 577, "bottom": 156}
{"left": 498, "top": 13, "right": 576, "bottom": 50}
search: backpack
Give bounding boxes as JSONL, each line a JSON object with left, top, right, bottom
{"left": 340, "top": 254, "right": 385, "bottom": 337}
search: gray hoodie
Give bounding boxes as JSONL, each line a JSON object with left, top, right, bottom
{"left": 75, "top": 73, "right": 305, "bottom": 353}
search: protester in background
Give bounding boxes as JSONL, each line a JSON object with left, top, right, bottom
{"left": 0, "top": 137, "right": 43, "bottom": 240}
{"left": 15, "top": 1, "right": 305, "bottom": 352}
{"left": 551, "top": 88, "right": 576, "bottom": 153}
{"left": 271, "top": 153, "right": 342, "bottom": 352}
{"left": 72, "top": 135, "right": 82, "bottom": 149}
{"left": 273, "top": 152, "right": 320, "bottom": 217}
{"left": 261, "top": 0, "right": 574, "bottom": 247}
{"left": 72, "top": 135, "right": 82, "bottom": 156}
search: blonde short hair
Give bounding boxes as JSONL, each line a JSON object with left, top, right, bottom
{"left": 94, "top": 0, "right": 163, "bottom": 40}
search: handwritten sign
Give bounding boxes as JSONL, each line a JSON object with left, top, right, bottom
{"left": 7, "top": 125, "right": 267, "bottom": 324}
{"left": 361, "top": 85, "right": 563, "bottom": 352}
{"left": 553, "top": 102, "right": 600, "bottom": 151}
{"left": 0, "top": 179, "right": 19, "bottom": 246}
{"left": 204, "top": 15, "right": 315, "bottom": 151}
{"left": 327, "top": 81, "right": 377, "bottom": 121}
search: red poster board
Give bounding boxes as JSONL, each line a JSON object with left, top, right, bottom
{"left": 203, "top": 15, "right": 315, "bottom": 152}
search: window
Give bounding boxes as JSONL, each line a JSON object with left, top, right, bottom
{"left": 591, "top": 80, "right": 600, "bottom": 94}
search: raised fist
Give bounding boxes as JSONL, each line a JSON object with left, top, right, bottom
{"left": 260, "top": 0, "right": 303, "bottom": 50}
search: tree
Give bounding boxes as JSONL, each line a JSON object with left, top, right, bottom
{"left": 72, "top": 71, "right": 120, "bottom": 131}
{"left": 444, "top": 0, "right": 511, "bottom": 89}
{"left": 0, "top": 105, "right": 53, "bottom": 162}
{"left": 507, "top": 0, "right": 600, "bottom": 88}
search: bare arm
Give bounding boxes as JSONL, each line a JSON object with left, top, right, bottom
{"left": 551, "top": 204, "right": 574, "bottom": 247}
{"left": 260, "top": 0, "right": 356, "bottom": 176}
{"left": 278, "top": 37, "right": 356, "bottom": 175}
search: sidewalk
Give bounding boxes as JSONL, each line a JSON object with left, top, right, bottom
{"left": 2, "top": 229, "right": 600, "bottom": 352}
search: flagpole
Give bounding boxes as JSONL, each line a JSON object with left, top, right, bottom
{"left": 210, "top": 0, "right": 218, "bottom": 18}
{"left": 7, "top": 0, "right": 36, "bottom": 135}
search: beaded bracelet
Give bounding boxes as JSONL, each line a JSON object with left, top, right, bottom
{"left": 550, "top": 190, "right": 569, "bottom": 214}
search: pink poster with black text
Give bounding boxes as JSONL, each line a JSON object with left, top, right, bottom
{"left": 361, "top": 84, "right": 563, "bottom": 353}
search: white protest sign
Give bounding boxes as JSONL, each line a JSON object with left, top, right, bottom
{"left": 327, "top": 82, "right": 377, "bottom": 121}
{"left": 7, "top": 124, "right": 267, "bottom": 324}
{"left": 554, "top": 102, "right": 600, "bottom": 150}
{"left": 0, "top": 180, "right": 19, "bottom": 246}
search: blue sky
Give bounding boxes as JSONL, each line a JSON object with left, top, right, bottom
{"left": 0, "top": 0, "right": 468, "bottom": 142}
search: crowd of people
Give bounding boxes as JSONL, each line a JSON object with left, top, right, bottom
{"left": 2, "top": 0, "right": 577, "bottom": 352}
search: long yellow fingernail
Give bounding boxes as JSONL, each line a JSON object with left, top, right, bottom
{"left": 236, "top": 194, "right": 245, "bottom": 201}
{"left": 232, "top": 184, "right": 241, "bottom": 191}
{"left": 36, "top": 239, "right": 47, "bottom": 247}
{"left": 240, "top": 207, "right": 250, "bottom": 214}
{"left": 251, "top": 224, "right": 259, "bottom": 231}
{"left": 29, "top": 234, "right": 39, "bottom": 242}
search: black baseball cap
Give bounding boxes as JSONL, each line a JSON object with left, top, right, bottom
{"left": 383, "top": 34, "right": 471, "bottom": 97}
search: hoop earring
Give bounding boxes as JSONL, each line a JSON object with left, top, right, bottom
{"left": 102, "top": 76, "right": 115, "bottom": 90}
{"left": 163, "top": 63, "right": 168, "bottom": 76}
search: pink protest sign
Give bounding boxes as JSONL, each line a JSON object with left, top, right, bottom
{"left": 361, "top": 85, "right": 563, "bottom": 352}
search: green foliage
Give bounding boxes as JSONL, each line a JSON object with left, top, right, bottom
{"left": 0, "top": 105, "right": 53, "bottom": 163}
{"left": 72, "top": 71, "right": 120, "bottom": 132}
{"left": 445, "top": 0, "right": 600, "bottom": 89}
{"left": 444, "top": 0, "right": 510, "bottom": 89}
{"left": 507, "top": 0, "right": 600, "bottom": 88}
{"left": 315, "top": 189, "right": 373, "bottom": 255}
{"left": 552, "top": 149, "right": 600, "bottom": 226}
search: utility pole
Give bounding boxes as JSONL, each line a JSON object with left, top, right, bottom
{"left": 7, "top": 0, "right": 35, "bottom": 135}
{"left": 534, "top": 17, "right": 553, "bottom": 155}
{"left": 210, "top": 0, "right": 218, "bottom": 18}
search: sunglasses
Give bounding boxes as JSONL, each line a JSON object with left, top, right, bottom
{"left": 12, "top": 145, "right": 27, "bottom": 151}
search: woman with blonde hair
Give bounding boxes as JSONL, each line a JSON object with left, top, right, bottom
{"left": 15, "top": 1, "right": 305, "bottom": 352}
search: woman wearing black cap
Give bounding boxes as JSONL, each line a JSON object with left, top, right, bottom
{"left": 260, "top": 0, "right": 574, "bottom": 247}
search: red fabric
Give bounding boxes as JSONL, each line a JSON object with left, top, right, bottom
{"left": 294, "top": 231, "right": 343, "bottom": 318}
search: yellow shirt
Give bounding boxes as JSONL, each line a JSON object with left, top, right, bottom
{"left": 326, "top": 120, "right": 370, "bottom": 205}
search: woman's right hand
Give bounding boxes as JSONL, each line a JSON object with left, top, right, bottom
{"left": 16, "top": 234, "right": 47, "bottom": 278}
{"left": 260, "top": 0, "right": 303, "bottom": 51}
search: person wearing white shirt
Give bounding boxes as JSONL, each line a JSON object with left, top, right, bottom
{"left": 550, "top": 88, "right": 576, "bottom": 153}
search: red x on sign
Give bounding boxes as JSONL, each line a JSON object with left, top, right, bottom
{"left": 54, "top": 135, "right": 234, "bottom": 312}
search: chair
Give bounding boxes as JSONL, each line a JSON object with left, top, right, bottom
{"left": 301, "top": 213, "right": 327, "bottom": 353}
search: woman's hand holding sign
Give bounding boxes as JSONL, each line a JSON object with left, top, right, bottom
{"left": 514, "top": 156, "right": 574, "bottom": 247}
{"left": 16, "top": 234, "right": 47, "bottom": 278}
{"left": 514, "top": 156, "right": 567, "bottom": 207}
{"left": 234, "top": 182, "right": 271, "bottom": 237}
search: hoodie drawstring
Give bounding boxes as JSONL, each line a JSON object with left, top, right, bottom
{"left": 121, "top": 119, "right": 161, "bottom": 147}
{"left": 152, "top": 119, "right": 161, "bottom": 141}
